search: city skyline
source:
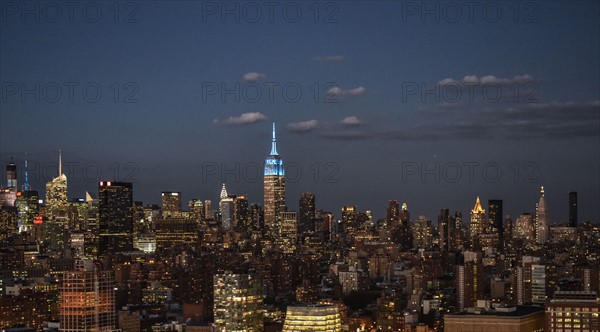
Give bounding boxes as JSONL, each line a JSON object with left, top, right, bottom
{"left": 0, "top": 127, "right": 595, "bottom": 225}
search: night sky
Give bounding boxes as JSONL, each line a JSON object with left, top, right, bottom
{"left": 1, "top": 1, "right": 599, "bottom": 223}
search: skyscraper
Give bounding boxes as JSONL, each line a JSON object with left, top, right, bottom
{"left": 219, "top": 183, "right": 234, "bottom": 230}
{"left": 469, "top": 197, "right": 485, "bottom": 249}
{"left": 488, "top": 199, "right": 503, "bottom": 248}
{"left": 386, "top": 200, "right": 400, "bottom": 228}
{"left": 161, "top": 191, "right": 182, "bottom": 217}
{"left": 279, "top": 211, "right": 298, "bottom": 254}
{"left": 45, "top": 150, "right": 68, "bottom": 216}
{"left": 233, "top": 194, "right": 249, "bottom": 230}
{"left": 399, "top": 203, "right": 412, "bottom": 250}
{"left": 341, "top": 205, "right": 357, "bottom": 235}
{"left": 439, "top": 208, "right": 450, "bottom": 253}
{"left": 98, "top": 181, "right": 133, "bottom": 254}
{"left": 213, "top": 272, "right": 263, "bottom": 332}
{"left": 412, "top": 215, "right": 432, "bottom": 249}
{"left": 60, "top": 260, "right": 116, "bottom": 332}
{"left": 535, "top": 186, "right": 549, "bottom": 244}
{"left": 569, "top": 191, "right": 577, "bottom": 228}
{"left": 16, "top": 190, "right": 39, "bottom": 233}
{"left": 298, "top": 192, "right": 316, "bottom": 239}
{"left": 264, "top": 122, "right": 285, "bottom": 237}
{"left": 6, "top": 158, "right": 17, "bottom": 189}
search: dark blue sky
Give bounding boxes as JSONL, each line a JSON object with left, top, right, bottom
{"left": 1, "top": 1, "right": 599, "bottom": 222}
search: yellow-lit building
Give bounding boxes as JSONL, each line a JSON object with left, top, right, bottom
{"left": 546, "top": 291, "right": 600, "bottom": 331}
{"left": 60, "top": 260, "right": 115, "bottom": 332}
{"left": 282, "top": 305, "right": 342, "bottom": 332}
{"left": 213, "top": 272, "right": 263, "bottom": 332}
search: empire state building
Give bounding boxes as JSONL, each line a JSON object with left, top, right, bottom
{"left": 264, "top": 122, "right": 285, "bottom": 237}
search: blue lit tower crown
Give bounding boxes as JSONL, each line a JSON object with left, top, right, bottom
{"left": 263, "top": 122, "right": 286, "bottom": 237}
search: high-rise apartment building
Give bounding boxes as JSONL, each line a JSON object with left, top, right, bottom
{"left": 60, "top": 260, "right": 115, "bottom": 332}
{"left": 213, "top": 271, "right": 263, "bottom": 332}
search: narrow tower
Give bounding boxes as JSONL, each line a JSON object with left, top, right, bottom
{"left": 536, "top": 186, "right": 549, "bottom": 244}
{"left": 264, "top": 122, "right": 285, "bottom": 237}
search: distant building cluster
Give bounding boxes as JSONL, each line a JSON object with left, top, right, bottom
{"left": 1, "top": 124, "right": 599, "bottom": 332}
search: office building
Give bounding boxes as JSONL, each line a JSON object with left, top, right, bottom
{"left": 98, "top": 181, "right": 133, "bottom": 254}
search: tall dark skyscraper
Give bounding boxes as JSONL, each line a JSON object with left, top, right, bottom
{"left": 439, "top": 208, "right": 450, "bottom": 253}
{"left": 387, "top": 200, "right": 400, "bottom": 228}
{"left": 569, "top": 191, "right": 578, "bottom": 227}
{"left": 488, "top": 199, "right": 504, "bottom": 248}
{"left": 233, "top": 194, "right": 249, "bottom": 230}
{"left": 6, "top": 158, "right": 17, "bottom": 189}
{"left": 98, "top": 181, "right": 133, "bottom": 255}
{"left": 298, "top": 192, "right": 315, "bottom": 238}
{"left": 264, "top": 122, "right": 285, "bottom": 237}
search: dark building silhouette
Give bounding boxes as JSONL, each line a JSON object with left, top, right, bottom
{"left": 98, "top": 181, "right": 133, "bottom": 255}
{"left": 298, "top": 192, "right": 315, "bottom": 239}
{"left": 488, "top": 199, "right": 503, "bottom": 249}
{"left": 569, "top": 191, "right": 578, "bottom": 227}
{"left": 439, "top": 208, "right": 450, "bottom": 253}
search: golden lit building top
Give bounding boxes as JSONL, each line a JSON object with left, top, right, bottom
{"left": 471, "top": 196, "right": 485, "bottom": 214}
{"left": 282, "top": 304, "right": 342, "bottom": 332}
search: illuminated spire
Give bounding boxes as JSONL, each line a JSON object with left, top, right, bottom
{"left": 270, "top": 122, "right": 278, "bottom": 155}
{"left": 540, "top": 186, "right": 544, "bottom": 197}
{"left": 58, "top": 149, "right": 62, "bottom": 176}
{"left": 472, "top": 196, "right": 485, "bottom": 214}
{"left": 220, "top": 183, "right": 228, "bottom": 199}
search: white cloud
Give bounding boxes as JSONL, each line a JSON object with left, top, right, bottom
{"left": 288, "top": 120, "right": 318, "bottom": 132}
{"left": 313, "top": 55, "right": 345, "bottom": 62}
{"left": 327, "top": 86, "right": 366, "bottom": 96}
{"left": 437, "top": 78, "right": 460, "bottom": 86}
{"left": 215, "top": 112, "right": 268, "bottom": 125}
{"left": 513, "top": 74, "right": 534, "bottom": 83}
{"left": 457, "top": 74, "right": 535, "bottom": 85}
{"left": 340, "top": 116, "right": 363, "bottom": 126}
{"left": 242, "top": 72, "right": 266, "bottom": 82}
{"left": 480, "top": 75, "right": 511, "bottom": 85}
{"left": 462, "top": 75, "right": 479, "bottom": 84}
